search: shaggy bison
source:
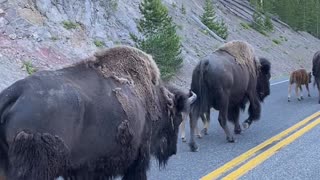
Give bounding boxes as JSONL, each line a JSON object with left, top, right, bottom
{"left": 312, "top": 51, "right": 320, "bottom": 103}
{"left": 188, "top": 40, "right": 271, "bottom": 152}
{"left": 0, "top": 46, "right": 197, "bottom": 179}
{"left": 288, "top": 68, "right": 311, "bottom": 102}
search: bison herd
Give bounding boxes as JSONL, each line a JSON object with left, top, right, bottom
{"left": 0, "top": 40, "right": 318, "bottom": 180}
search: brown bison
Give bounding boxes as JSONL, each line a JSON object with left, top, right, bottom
{"left": 312, "top": 51, "right": 320, "bottom": 103}
{"left": 188, "top": 40, "right": 271, "bottom": 152}
{"left": 0, "top": 46, "right": 197, "bottom": 179}
{"left": 287, "top": 68, "right": 312, "bottom": 102}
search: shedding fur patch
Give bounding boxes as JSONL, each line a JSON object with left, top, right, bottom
{"left": 93, "top": 45, "right": 160, "bottom": 86}
{"left": 216, "top": 40, "right": 258, "bottom": 76}
{"left": 83, "top": 45, "right": 162, "bottom": 122}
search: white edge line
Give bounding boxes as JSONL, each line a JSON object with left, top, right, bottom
{"left": 271, "top": 79, "right": 289, "bottom": 86}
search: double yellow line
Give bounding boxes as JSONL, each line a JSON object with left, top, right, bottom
{"left": 200, "top": 111, "right": 320, "bottom": 180}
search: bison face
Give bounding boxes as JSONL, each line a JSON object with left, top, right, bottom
{"left": 152, "top": 87, "right": 196, "bottom": 167}
{"left": 257, "top": 58, "right": 271, "bottom": 101}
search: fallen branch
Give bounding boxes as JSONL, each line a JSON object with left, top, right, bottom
{"left": 191, "top": 14, "right": 226, "bottom": 43}
{"left": 219, "top": 0, "right": 252, "bottom": 22}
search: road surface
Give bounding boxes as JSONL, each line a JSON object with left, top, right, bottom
{"left": 147, "top": 77, "right": 320, "bottom": 180}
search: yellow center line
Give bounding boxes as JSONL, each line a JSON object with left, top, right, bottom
{"left": 200, "top": 111, "right": 320, "bottom": 180}
{"left": 223, "top": 117, "right": 320, "bottom": 179}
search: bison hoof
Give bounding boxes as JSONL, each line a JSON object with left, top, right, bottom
{"left": 189, "top": 143, "right": 199, "bottom": 152}
{"left": 301, "top": 96, "right": 304, "bottom": 100}
{"left": 181, "top": 137, "right": 187, "bottom": 142}
{"left": 242, "top": 122, "right": 250, "bottom": 129}
{"left": 201, "top": 128, "right": 208, "bottom": 135}
{"left": 227, "top": 136, "right": 235, "bottom": 143}
{"left": 196, "top": 134, "right": 202, "bottom": 139}
{"left": 308, "top": 94, "right": 311, "bottom": 97}
{"left": 288, "top": 98, "right": 290, "bottom": 102}
{"left": 234, "top": 128, "right": 242, "bottom": 134}
{"left": 298, "top": 97, "right": 301, "bottom": 101}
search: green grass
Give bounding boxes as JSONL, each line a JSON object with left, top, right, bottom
{"left": 62, "top": 21, "right": 78, "bottom": 30}
{"left": 201, "top": 29, "right": 209, "bottom": 35}
{"left": 279, "top": 35, "right": 288, "bottom": 41}
{"left": 94, "top": 40, "right": 104, "bottom": 47}
{"left": 240, "top": 22, "right": 251, "bottom": 30}
{"left": 272, "top": 39, "right": 281, "bottom": 45}
{"left": 50, "top": 36, "right": 58, "bottom": 41}
{"left": 23, "top": 61, "right": 37, "bottom": 75}
{"left": 181, "top": 4, "right": 186, "bottom": 14}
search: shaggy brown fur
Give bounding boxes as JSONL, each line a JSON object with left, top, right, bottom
{"left": 288, "top": 68, "right": 312, "bottom": 101}
{"left": 74, "top": 45, "right": 162, "bottom": 122}
{"left": 216, "top": 40, "right": 259, "bottom": 76}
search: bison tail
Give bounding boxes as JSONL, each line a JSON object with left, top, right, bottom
{"left": 7, "top": 131, "right": 70, "bottom": 180}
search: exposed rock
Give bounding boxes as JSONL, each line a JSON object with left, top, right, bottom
{"left": 9, "top": 33, "right": 17, "bottom": 40}
{"left": 17, "top": 7, "right": 45, "bottom": 25}
{"left": 0, "top": 0, "right": 320, "bottom": 93}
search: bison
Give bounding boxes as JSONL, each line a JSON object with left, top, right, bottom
{"left": 0, "top": 46, "right": 197, "bottom": 179}
{"left": 312, "top": 51, "right": 320, "bottom": 103}
{"left": 188, "top": 40, "right": 271, "bottom": 152}
{"left": 287, "top": 68, "right": 311, "bottom": 102}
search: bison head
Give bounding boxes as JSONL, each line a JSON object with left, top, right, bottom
{"left": 151, "top": 86, "right": 196, "bottom": 167}
{"left": 256, "top": 57, "right": 271, "bottom": 101}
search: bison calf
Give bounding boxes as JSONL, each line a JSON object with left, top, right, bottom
{"left": 288, "top": 68, "right": 311, "bottom": 102}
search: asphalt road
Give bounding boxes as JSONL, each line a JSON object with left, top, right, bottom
{"left": 147, "top": 78, "right": 320, "bottom": 180}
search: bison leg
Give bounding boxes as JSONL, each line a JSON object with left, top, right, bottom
{"left": 0, "top": 151, "right": 8, "bottom": 180}
{"left": 188, "top": 113, "right": 200, "bottom": 152}
{"left": 295, "top": 85, "right": 301, "bottom": 101}
{"left": 299, "top": 86, "right": 304, "bottom": 100}
{"left": 195, "top": 120, "right": 202, "bottom": 139}
{"left": 243, "top": 93, "right": 261, "bottom": 129}
{"left": 288, "top": 83, "right": 292, "bottom": 102}
{"left": 0, "top": 138, "right": 8, "bottom": 179}
{"left": 306, "top": 84, "right": 311, "bottom": 97}
{"left": 8, "top": 131, "right": 70, "bottom": 180}
{"left": 228, "top": 106, "right": 241, "bottom": 134}
{"left": 179, "top": 115, "right": 187, "bottom": 142}
{"left": 200, "top": 109, "right": 210, "bottom": 135}
{"left": 218, "top": 96, "right": 234, "bottom": 143}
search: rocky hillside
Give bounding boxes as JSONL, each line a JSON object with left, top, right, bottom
{"left": 0, "top": 0, "right": 319, "bottom": 91}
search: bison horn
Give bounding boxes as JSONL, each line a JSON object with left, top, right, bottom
{"left": 186, "top": 91, "right": 197, "bottom": 106}
{"left": 161, "top": 87, "right": 174, "bottom": 109}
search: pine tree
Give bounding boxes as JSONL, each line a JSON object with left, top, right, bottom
{"left": 200, "top": 0, "right": 228, "bottom": 39}
{"left": 201, "top": 0, "right": 217, "bottom": 31}
{"left": 131, "top": 0, "right": 182, "bottom": 80}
